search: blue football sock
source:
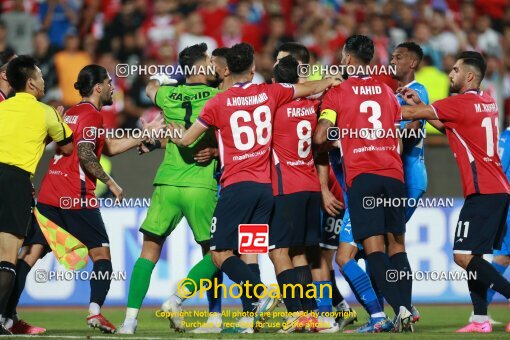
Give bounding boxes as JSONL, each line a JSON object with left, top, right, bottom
{"left": 207, "top": 271, "right": 223, "bottom": 313}
{"left": 487, "top": 262, "right": 508, "bottom": 304}
{"left": 313, "top": 281, "right": 332, "bottom": 315}
{"left": 342, "top": 259, "right": 383, "bottom": 315}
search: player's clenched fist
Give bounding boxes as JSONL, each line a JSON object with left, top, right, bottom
{"left": 396, "top": 87, "right": 421, "bottom": 105}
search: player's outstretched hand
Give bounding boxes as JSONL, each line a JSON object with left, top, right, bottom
{"left": 194, "top": 147, "right": 218, "bottom": 163}
{"left": 167, "top": 122, "right": 185, "bottom": 144}
{"left": 329, "top": 77, "right": 343, "bottom": 88}
{"left": 396, "top": 87, "right": 421, "bottom": 105}
{"left": 108, "top": 179, "right": 124, "bottom": 203}
{"left": 321, "top": 188, "right": 344, "bottom": 216}
{"left": 55, "top": 105, "right": 65, "bottom": 117}
{"left": 138, "top": 139, "right": 161, "bottom": 155}
{"left": 150, "top": 74, "right": 178, "bottom": 85}
{"left": 140, "top": 114, "right": 165, "bottom": 133}
{"left": 138, "top": 142, "right": 150, "bottom": 155}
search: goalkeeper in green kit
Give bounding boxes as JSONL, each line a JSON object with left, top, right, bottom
{"left": 118, "top": 43, "right": 222, "bottom": 334}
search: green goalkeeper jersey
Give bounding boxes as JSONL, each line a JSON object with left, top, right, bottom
{"left": 153, "top": 83, "right": 219, "bottom": 190}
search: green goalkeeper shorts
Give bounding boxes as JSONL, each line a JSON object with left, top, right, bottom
{"left": 140, "top": 185, "right": 217, "bottom": 243}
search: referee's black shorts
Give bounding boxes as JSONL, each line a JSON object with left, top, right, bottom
{"left": 0, "top": 163, "right": 33, "bottom": 237}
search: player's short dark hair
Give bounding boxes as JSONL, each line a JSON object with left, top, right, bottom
{"left": 273, "top": 55, "right": 299, "bottom": 84}
{"left": 344, "top": 35, "right": 374, "bottom": 65}
{"left": 179, "top": 43, "right": 208, "bottom": 70}
{"left": 212, "top": 47, "right": 230, "bottom": 59}
{"left": 6, "top": 55, "right": 38, "bottom": 92}
{"left": 396, "top": 41, "right": 424, "bottom": 62}
{"left": 457, "top": 51, "right": 486, "bottom": 81}
{"left": 226, "top": 43, "right": 254, "bottom": 75}
{"left": 0, "top": 48, "right": 16, "bottom": 69}
{"left": 74, "top": 64, "right": 109, "bottom": 97}
{"left": 278, "top": 42, "right": 310, "bottom": 64}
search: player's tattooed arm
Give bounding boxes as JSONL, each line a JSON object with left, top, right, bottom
{"left": 78, "top": 142, "right": 111, "bottom": 184}
{"left": 78, "top": 142, "right": 124, "bottom": 200}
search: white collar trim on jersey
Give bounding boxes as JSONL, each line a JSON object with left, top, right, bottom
{"left": 350, "top": 75, "right": 372, "bottom": 79}
{"left": 464, "top": 89, "right": 483, "bottom": 95}
{"left": 233, "top": 82, "right": 253, "bottom": 89}
{"left": 404, "top": 80, "right": 417, "bottom": 88}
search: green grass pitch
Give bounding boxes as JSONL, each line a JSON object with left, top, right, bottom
{"left": 15, "top": 304, "right": 509, "bottom": 339}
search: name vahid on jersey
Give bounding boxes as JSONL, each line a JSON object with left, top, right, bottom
{"left": 352, "top": 86, "right": 382, "bottom": 95}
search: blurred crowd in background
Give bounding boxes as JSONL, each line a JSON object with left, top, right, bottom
{"left": 1, "top": 0, "right": 510, "bottom": 131}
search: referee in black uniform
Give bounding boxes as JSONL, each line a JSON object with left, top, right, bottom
{"left": 0, "top": 55, "right": 73, "bottom": 334}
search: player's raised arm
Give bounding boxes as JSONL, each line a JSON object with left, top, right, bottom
{"left": 400, "top": 103, "right": 437, "bottom": 121}
{"left": 293, "top": 77, "right": 341, "bottom": 99}
{"left": 146, "top": 74, "right": 178, "bottom": 104}
{"left": 426, "top": 119, "right": 446, "bottom": 134}
{"left": 167, "top": 121, "right": 208, "bottom": 147}
{"left": 103, "top": 115, "right": 165, "bottom": 156}
{"left": 397, "top": 87, "right": 438, "bottom": 121}
{"left": 44, "top": 102, "right": 73, "bottom": 155}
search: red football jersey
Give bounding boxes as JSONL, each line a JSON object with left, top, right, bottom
{"left": 321, "top": 76, "right": 404, "bottom": 187}
{"left": 198, "top": 82, "right": 295, "bottom": 188}
{"left": 38, "top": 102, "right": 105, "bottom": 209}
{"left": 271, "top": 97, "right": 321, "bottom": 195}
{"left": 431, "top": 90, "right": 510, "bottom": 197}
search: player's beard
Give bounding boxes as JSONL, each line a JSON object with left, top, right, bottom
{"left": 102, "top": 92, "right": 114, "bottom": 106}
{"left": 449, "top": 80, "right": 462, "bottom": 93}
{"left": 207, "top": 73, "right": 223, "bottom": 88}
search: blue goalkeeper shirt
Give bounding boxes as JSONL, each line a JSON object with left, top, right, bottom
{"left": 498, "top": 127, "right": 510, "bottom": 181}
{"left": 397, "top": 81, "right": 429, "bottom": 191}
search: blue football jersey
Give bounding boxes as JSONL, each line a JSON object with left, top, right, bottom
{"left": 498, "top": 127, "right": 510, "bottom": 181}
{"left": 397, "top": 81, "right": 429, "bottom": 191}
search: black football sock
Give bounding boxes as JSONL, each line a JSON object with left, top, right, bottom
{"left": 5, "top": 259, "right": 32, "bottom": 318}
{"left": 90, "top": 259, "right": 113, "bottom": 307}
{"left": 0, "top": 261, "right": 16, "bottom": 316}
{"left": 248, "top": 263, "right": 261, "bottom": 283}
{"left": 294, "top": 265, "right": 317, "bottom": 312}
{"left": 329, "top": 270, "right": 345, "bottom": 307}
{"left": 366, "top": 252, "right": 409, "bottom": 314}
{"left": 221, "top": 256, "right": 262, "bottom": 312}
{"left": 277, "top": 269, "right": 303, "bottom": 313}
{"left": 467, "top": 275, "right": 488, "bottom": 316}
{"left": 467, "top": 256, "right": 510, "bottom": 299}
{"left": 390, "top": 252, "right": 413, "bottom": 308}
